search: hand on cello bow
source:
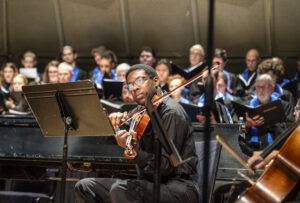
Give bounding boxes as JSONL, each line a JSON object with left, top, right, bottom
{"left": 247, "top": 150, "right": 278, "bottom": 170}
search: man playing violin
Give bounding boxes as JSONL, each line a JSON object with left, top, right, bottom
{"left": 74, "top": 64, "right": 199, "bottom": 203}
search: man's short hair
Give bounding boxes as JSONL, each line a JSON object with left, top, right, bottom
{"left": 256, "top": 73, "right": 275, "bottom": 86}
{"left": 62, "top": 45, "right": 76, "bottom": 54}
{"left": 155, "top": 59, "right": 172, "bottom": 73}
{"left": 139, "top": 46, "right": 156, "bottom": 58}
{"left": 23, "top": 51, "right": 37, "bottom": 60}
{"left": 126, "top": 64, "right": 157, "bottom": 81}
{"left": 214, "top": 48, "right": 227, "bottom": 62}
{"left": 58, "top": 62, "right": 73, "bottom": 73}
{"left": 190, "top": 44, "right": 205, "bottom": 56}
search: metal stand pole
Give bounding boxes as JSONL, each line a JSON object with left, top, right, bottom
{"left": 153, "top": 136, "right": 161, "bottom": 203}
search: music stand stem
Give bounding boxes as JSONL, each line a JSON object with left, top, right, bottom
{"left": 153, "top": 136, "right": 161, "bottom": 203}
{"left": 56, "top": 91, "right": 73, "bottom": 203}
{"left": 60, "top": 121, "right": 69, "bottom": 203}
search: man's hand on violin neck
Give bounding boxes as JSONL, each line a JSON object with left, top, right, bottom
{"left": 109, "top": 112, "right": 128, "bottom": 129}
{"left": 114, "top": 130, "right": 138, "bottom": 150}
{"left": 114, "top": 130, "right": 129, "bottom": 149}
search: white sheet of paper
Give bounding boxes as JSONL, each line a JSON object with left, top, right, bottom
{"left": 19, "top": 68, "right": 37, "bottom": 79}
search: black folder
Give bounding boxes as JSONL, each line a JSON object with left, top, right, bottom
{"left": 102, "top": 79, "right": 123, "bottom": 99}
{"left": 231, "top": 99, "right": 285, "bottom": 126}
{"left": 180, "top": 103, "right": 202, "bottom": 122}
{"left": 180, "top": 99, "right": 224, "bottom": 123}
{"left": 170, "top": 61, "right": 206, "bottom": 80}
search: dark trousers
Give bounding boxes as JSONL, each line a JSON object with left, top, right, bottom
{"left": 74, "top": 178, "right": 199, "bottom": 203}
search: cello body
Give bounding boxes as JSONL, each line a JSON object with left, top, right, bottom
{"left": 236, "top": 125, "right": 300, "bottom": 202}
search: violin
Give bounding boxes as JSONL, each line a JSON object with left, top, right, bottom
{"left": 123, "top": 95, "right": 160, "bottom": 160}
{"left": 236, "top": 122, "right": 300, "bottom": 202}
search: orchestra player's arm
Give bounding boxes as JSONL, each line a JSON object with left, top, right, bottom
{"left": 108, "top": 112, "right": 139, "bottom": 154}
{"left": 248, "top": 150, "right": 279, "bottom": 170}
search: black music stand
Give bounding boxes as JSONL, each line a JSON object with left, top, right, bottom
{"left": 22, "top": 80, "right": 115, "bottom": 203}
{"left": 144, "top": 97, "right": 192, "bottom": 203}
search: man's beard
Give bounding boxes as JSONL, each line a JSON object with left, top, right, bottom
{"left": 258, "top": 94, "right": 270, "bottom": 104}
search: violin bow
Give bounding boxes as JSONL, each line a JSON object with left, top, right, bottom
{"left": 123, "top": 62, "right": 220, "bottom": 125}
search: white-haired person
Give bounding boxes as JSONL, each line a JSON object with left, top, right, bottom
{"left": 187, "top": 44, "right": 205, "bottom": 71}
{"left": 240, "top": 74, "right": 294, "bottom": 156}
{"left": 116, "top": 63, "right": 130, "bottom": 81}
{"left": 187, "top": 44, "right": 207, "bottom": 104}
{"left": 58, "top": 62, "right": 73, "bottom": 83}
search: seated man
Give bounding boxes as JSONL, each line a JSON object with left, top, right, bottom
{"left": 155, "top": 59, "right": 171, "bottom": 92}
{"left": 248, "top": 98, "right": 300, "bottom": 170}
{"left": 61, "top": 45, "right": 88, "bottom": 81}
{"left": 58, "top": 62, "right": 73, "bottom": 83}
{"left": 74, "top": 64, "right": 199, "bottom": 203}
{"left": 187, "top": 44, "right": 207, "bottom": 104}
{"left": 257, "top": 58, "right": 295, "bottom": 106}
{"left": 234, "top": 49, "right": 260, "bottom": 97}
{"left": 139, "top": 46, "right": 156, "bottom": 67}
{"left": 187, "top": 44, "right": 206, "bottom": 71}
{"left": 240, "top": 74, "right": 294, "bottom": 155}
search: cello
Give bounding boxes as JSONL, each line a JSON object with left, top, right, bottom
{"left": 236, "top": 120, "right": 300, "bottom": 202}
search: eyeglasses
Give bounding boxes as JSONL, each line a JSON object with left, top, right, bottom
{"left": 126, "top": 76, "right": 150, "bottom": 91}
{"left": 255, "top": 85, "right": 269, "bottom": 90}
